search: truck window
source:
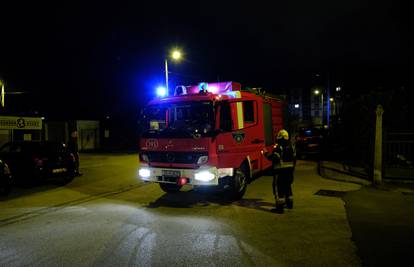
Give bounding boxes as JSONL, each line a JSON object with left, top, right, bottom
{"left": 219, "top": 102, "right": 232, "bottom": 132}
{"left": 243, "top": 101, "right": 256, "bottom": 124}
{"left": 142, "top": 101, "right": 215, "bottom": 138}
{"left": 228, "top": 100, "right": 257, "bottom": 130}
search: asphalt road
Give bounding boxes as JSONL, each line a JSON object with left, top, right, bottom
{"left": 0, "top": 153, "right": 394, "bottom": 267}
{"left": 343, "top": 184, "right": 414, "bottom": 267}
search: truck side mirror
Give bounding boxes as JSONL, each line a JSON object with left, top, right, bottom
{"left": 213, "top": 129, "right": 223, "bottom": 136}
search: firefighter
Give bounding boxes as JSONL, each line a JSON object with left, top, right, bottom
{"left": 262, "top": 129, "right": 296, "bottom": 213}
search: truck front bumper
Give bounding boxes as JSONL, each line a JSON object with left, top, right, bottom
{"left": 138, "top": 166, "right": 233, "bottom": 186}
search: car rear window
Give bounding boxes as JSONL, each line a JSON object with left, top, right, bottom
{"left": 42, "top": 143, "right": 68, "bottom": 154}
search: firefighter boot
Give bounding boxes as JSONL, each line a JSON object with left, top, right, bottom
{"left": 286, "top": 197, "right": 293, "bottom": 209}
{"left": 275, "top": 204, "right": 284, "bottom": 214}
{"left": 274, "top": 198, "right": 285, "bottom": 214}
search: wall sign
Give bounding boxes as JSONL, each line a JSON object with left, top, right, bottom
{"left": 0, "top": 116, "right": 42, "bottom": 130}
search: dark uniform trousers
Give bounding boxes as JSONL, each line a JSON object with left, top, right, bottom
{"left": 272, "top": 167, "right": 294, "bottom": 205}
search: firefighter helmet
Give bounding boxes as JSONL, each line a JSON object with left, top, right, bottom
{"left": 277, "top": 129, "right": 289, "bottom": 140}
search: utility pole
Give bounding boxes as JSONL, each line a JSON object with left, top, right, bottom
{"left": 373, "top": 105, "right": 384, "bottom": 184}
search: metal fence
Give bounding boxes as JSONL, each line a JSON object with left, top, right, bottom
{"left": 383, "top": 132, "right": 414, "bottom": 180}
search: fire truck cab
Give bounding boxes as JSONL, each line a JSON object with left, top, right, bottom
{"left": 138, "top": 81, "right": 285, "bottom": 199}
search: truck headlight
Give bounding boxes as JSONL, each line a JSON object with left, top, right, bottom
{"left": 197, "top": 155, "right": 208, "bottom": 165}
{"left": 139, "top": 168, "right": 151, "bottom": 178}
{"left": 195, "top": 171, "right": 215, "bottom": 182}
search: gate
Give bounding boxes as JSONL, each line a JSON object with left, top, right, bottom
{"left": 383, "top": 132, "right": 414, "bottom": 180}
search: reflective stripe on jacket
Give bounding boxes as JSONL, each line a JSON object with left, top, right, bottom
{"left": 265, "top": 142, "right": 296, "bottom": 170}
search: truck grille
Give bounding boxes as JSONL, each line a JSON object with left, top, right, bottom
{"left": 146, "top": 151, "right": 207, "bottom": 164}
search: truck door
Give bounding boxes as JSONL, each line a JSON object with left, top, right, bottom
{"left": 215, "top": 100, "right": 263, "bottom": 174}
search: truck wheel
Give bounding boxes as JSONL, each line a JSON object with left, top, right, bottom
{"left": 229, "top": 168, "right": 248, "bottom": 200}
{"left": 159, "top": 183, "right": 182, "bottom": 193}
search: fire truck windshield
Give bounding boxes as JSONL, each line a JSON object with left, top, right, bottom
{"left": 141, "top": 101, "right": 215, "bottom": 138}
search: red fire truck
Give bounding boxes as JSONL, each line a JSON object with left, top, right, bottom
{"left": 138, "top": 81, "right": 285, "bottom": 199}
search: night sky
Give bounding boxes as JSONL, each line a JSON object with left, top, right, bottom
{"left": 0, "top": 1, "right": 411, "bottom": 119}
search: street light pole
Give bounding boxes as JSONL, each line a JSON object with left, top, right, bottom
{"left": 321, "top": 92, "right": 324, "bottom": 126}
{"left": 164, "top": 49, "right": 182, "bottom": 97}
{"left": 326, "top": 72, "right": 331, "bottom": 128}
{"left": 164, "top": 59, "right": 169, "bottom": 96}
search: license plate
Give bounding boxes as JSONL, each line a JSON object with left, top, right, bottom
{"left": 52, "top": 168, "right": 67, "bottom": 174}
{"left": 162, "top": 170, "right": 180, "bottom": 177}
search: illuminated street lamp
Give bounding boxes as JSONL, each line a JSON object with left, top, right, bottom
{"left": 330, "top": 97, "right": 337, "bottom": 116}
{"left": 172, "top": 50, "right": 182, "bottom": 60}
{"left": 165, "top": 49, "right": 183, "bottom": 96}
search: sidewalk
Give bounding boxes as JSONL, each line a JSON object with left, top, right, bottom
{"left": 319, "top": 160, "right": 414, "bottom": 267}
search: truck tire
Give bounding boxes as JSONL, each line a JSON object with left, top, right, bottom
{"left": 159, "top": 183, "right": 182, "bottom": 193}
{"left": 229, "top": 168, "right": 248, "bottom": 200}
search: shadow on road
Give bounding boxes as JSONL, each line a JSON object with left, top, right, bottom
{"left": 0, "top": 181, "right": 70, "bottom": 201}
{"left": 146, "top": 190, "right": 275, "bottom": 213}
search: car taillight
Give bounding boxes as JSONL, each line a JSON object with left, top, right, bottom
{"left": 32, "top": 155, "right": 44, "bottom": 166}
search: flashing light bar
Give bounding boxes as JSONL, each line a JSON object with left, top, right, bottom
{"left": 174, "top": 81, "right": 241, "bottom": 96}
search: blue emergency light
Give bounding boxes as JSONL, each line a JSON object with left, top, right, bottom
{"left": 156, "top": 86, "right": 167, "bottom": 97}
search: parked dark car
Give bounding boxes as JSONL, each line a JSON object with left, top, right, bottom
{"left": 294, "top": 127, "right": 326, "bottom": 158}
{"left": 0, "top": 141, "right": 77, "bottom": 186}
{"left": 0, "top": 159, "right": 12, "bottom": 195}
